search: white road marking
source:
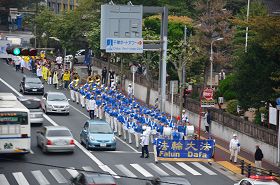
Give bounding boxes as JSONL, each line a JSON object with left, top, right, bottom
{"left": 48, "top": 169, "right": 68, "bottom": 184}
{"left": 146, "top": 163, "right": 169, "bottom": 176}
{"left": 130, "top": 164, "right": 153, "bottom": 177}
{"left": 99, "top": 165, "right": 120, "bottom": 178}
{"left": 191, "top": 162, "right": 217, "bottom": 175}
{"left": 0, "top": 174, "right": 10, "bottom": 185}
{"left": 69, "top": 105, "right": 139, "bottom": 153}
{"left": 82, "top": 166, "right": 94, "bottom": 172}
{"left": 115, "top": 164, "right": 137, "bottom": 178}
{"left": 177, "top": 162, "right": 201, "bottom": 175}
{"left": 66, "top": 168, "right": 79, "bottom": 178}
{"left": 12, "top": 172, "right": 30, "bottom": 185}
{"left": 31, "top": 170, "right": 50, "bottom": 185}
{"left": 161, "top": 163, "right": 185, "bottom": 176}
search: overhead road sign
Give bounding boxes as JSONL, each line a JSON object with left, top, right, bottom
{"left": 106, "top": 38, "right": 143, "bottom": 53}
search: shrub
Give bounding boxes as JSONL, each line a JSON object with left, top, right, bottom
{"left": 226, "top": 99, "right": 239, "bottom": 115}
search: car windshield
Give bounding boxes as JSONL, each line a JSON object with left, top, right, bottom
{"left": 85, "top": 174, "right": 115, "bottom": 184}
{"left": 47, "top": 130, "right": 72, "bottom": 137}
{"left": 25, "top": 78, "right": 41, "bottom": 84}
{"left": 89, "top": 124, "right": 113, "bottom": 134}
{"left": 20, "top": 99, "right": 41, "bottom": 109}
{"left": 48, "top": 94, "right": 67, "bottom": 101}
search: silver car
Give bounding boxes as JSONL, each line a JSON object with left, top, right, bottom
{"left": 17, "top": 96, "right": 44, "bottom": 126}
{"left": 41, "top": 92, "right": 70, "bottom": 115}
{"left": 36, "top": 126, "right": 75, "bottom": 153}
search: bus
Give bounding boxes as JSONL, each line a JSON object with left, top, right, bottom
{"left": 0, "top": 93, "right": 31, "bottom": 154}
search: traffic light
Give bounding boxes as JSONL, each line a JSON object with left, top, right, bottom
{"left": 6, "top": 47, "right": 37, "bottom": 56}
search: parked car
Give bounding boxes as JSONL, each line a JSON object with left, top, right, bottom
{"left": 70, "top": 172, "right": 117, "bottom": 185}
{"left": 64, "top": 49, "right": 93, "bottom": 65}
{"left": 17, "top": 96, "right": 43, "bottom": 126}
{"left": 41, "top": 92, "right": 70, "bottom": 115}
{"left": 19, "top": 75, "right": 44, "bottom": 95}
{"left": 36, "top": 126, "right": 75, "bottom": 153}
{"left": 234, "top": 176, "right": 279, "bottom": 185}
{"left": 80, "top": 120, "right": 116, "bottom": 150}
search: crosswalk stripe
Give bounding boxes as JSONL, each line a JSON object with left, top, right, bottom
{"left": 48, "top": 169, "right": 68, "bottom": 184}
{"left": 0, "top": 174, "right": 10, "bottom": 185}
{"left": 115, "top": 164, "right": 137, "bottom": 178}
{"left": 177, "top": 162, "right": 201, "bottom": 175}
{"left": 99, "top": 165, "right": 120, "bottom": 178}
{"left": 66, "top": 168, "right": 79, "bottom": 178}
{"left": 82, "top": 166, "right": 95, "bottom": 172}
{"left": 146, "top": 163, "right": 169, "bottom": 176}
{"left": 12, "top": 172, "right": 30, "bottom": 185}
{"left": 191, "top": 162, "right": 217, "bottom": 175}
{"left": 31, "top": 170, "right": 50, "bottom": 185}
{"left": 130, "top": 164, "right": 153, "bottom": 177}
{"left": 162, "top": 163, "right": 185, "bottom": 176}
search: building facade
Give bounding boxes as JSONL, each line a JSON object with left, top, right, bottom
{"left": 46, "top": 0, "right": 78, "bottom": 14}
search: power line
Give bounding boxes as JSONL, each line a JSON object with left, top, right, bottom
{"left": 0, "top": 157, "right": 186, "bottom": 185}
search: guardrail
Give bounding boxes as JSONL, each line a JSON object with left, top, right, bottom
{"left": 240, "top": 160, "right": 280, "bottom": 178}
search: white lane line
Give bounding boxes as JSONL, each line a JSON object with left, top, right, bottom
{"left": 176, "top": 162, "right": 201, "bottom": 175}
{"left": 66, "top": 168, "right": 79, "bottom": 178}
{"left": 12, "top": 172, "right": 30, "bottom": 185}
{"left": 162, "top": 163, "right": 185, "bottom": 176}
{"left": 0, "top": 174, "right": 10, "bottom": 185}
{"left": 31, "top": 170, "right": 50, "bottom": 185}
{"left": 82, "top": 166, "right": 94, "bottom": 172}
{"left": 130, "top": 164, "right": 153, "bottom": 177}
{"left": 48, "top": 169, "right": 68, "bottom": 184}
{"left": 69, "top": 105, "right": 139, "bottom": 153}
{"left": 115, "top": 164, "right": 137, "bottom": 178}
{"left": 146, "top": 163, "right": 169, "bottom": 176}
{"left": 99, "top": 165, "right": 120, "bottom": 178}
{"left": 191, "top": 162, "right": 217, "bottom": 175}
{"left": 0, "top": 78, "right": 35, "bottom": 154}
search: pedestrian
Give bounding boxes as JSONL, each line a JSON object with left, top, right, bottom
{"left": 140, "top": 124, "right": 150, "bottom": 158}
{"left": 53, "top": 69, "right": 58, "bottom": 89}
{"left": 87, "top": 64, "right": 92, "bottom": 77}
{"left": 255, "top": 145, "right": 263, "bottom": 170}
{"left": 204, "top": 109, "right": 211, "bottom": 133}
{"left": 47, "top": 68, "right": 52, "bottom": 85}
{"left": 229, "top": 134, "right": 240, "bottom": 163}
{"left": 182, "top": 109, "right": 188, "bottom": 123}
{"left": 109, "top": 70, "right": 115, "bottom": 87}
{"left": 36, "top": 65, "right": 42, "bottom": 80}
{"left": 14, "top": 57, "right": 21, "bottom": 71}
{"left": 101, "top": 67, "right": 107, "bottom": 85}
{"left": 154, "top": 98, "right": 159, "bottom": 109}
{"left": 63, "top": 70, "right": 71, "bottom": 89}
{"left": 127, "top": 84, "right": 133, "bottom": 97}
{"left": 20, "top": 57, "right": 25, "bottom": 73}
{"left": 88, "top": 96, "right": 96, "bottom": 119}
{"left": 55, "top": 55, "right": 63, "bottom": 69}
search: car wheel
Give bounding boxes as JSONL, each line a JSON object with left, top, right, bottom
{"left": 42, "top": 145, "right": 47, "bottom": 153}
{"left": 85, "top": 141, "right": 90, "bottom": 150}
{"left": 80, "top": 138, "right": 84, "bottom": 145}
{"left": 65, "top": 112, "right": 69, "bottom": 116}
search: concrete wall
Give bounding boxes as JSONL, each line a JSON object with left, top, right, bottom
{"left": 91, "top": 64, "right": 278, "bottom": 165}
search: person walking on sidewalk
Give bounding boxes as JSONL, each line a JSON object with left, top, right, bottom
{"left": 229, "top": 134, "right": 240, "bottom": 163}
{"left": 255, "top": 145, "right": 263, "bottom": 170}
{"left": 101, "top": 67, "right": 107, "bottom": 85}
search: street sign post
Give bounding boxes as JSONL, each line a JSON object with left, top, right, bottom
{"left": 130, "top": 65, "right": 138, "bottom": 96}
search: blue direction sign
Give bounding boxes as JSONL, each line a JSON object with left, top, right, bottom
{"left": 276, "top": 97, "right": 280, "bottom": 105}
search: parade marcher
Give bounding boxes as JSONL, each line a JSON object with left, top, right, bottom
{"left": 229, "top": 134, "right": 240, "bottom": 163}
{"left": 127, "top": 118, "right": 135, "bottom": 144}
{"left": 63, "top": 70, "right": 71, "bottom": 89}
{"left": 36, "top": 65, "right": 42, "bottom": 80}
{"left": 56, "top": 55, "right": 63, "bottom": 69}
{"left": 162, "top": 123, "right": 172, "bottom": 139}
{"left": 47, "top": 67, "right": 52, "bottom": 85}
{"left": 128, "top": 84, "right": 133, "bottom": 97}
{"left": 79, "top": 85, "right": 86, "bottom": 108}
{"left": 53, "top": 69, "right": 59, "bottom": 89}
{"left": 101, "top": 67, "right": 107, "bottom": 84}
{"left": 88, "top": 96, "right": 96, "bottom": 119}
{"left": 140, "top": 124, "right": 150, "bottom": 158}
{"left": 172, "top": 127, "right": 181, "bottom": 140}
{"left": 255, "top": 145, "right": 263, "bottom": 171}
{"left": 134, "top": 121, "right": 143, "bottom": 148}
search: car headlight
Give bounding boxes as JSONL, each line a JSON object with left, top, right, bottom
{"left": 65, "top": 105, "right": 70, "bottom": 108}
{"left": 40, "top": 85, "right": 44, "bottom": 88}
{"left": 89, "top": 136, "right": 95, "bottom": 141}
{"left": 25, "top": 85, "right": 30, "bottom": 88}
{"left": 112, "top": 136, "right": 116, "bottom": 142}
{"left": 47, "top": 105, "right": 53, "bottom": 108}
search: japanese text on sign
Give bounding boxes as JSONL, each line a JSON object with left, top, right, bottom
{"left": 106, "top": 38, "right": 143, "bottom": 53}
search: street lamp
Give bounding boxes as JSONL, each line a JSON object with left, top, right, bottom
{"left": 210, "top": 37, "right": 224, "bottom": 89}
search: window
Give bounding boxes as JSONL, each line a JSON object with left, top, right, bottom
{"left": 47, "top": 130, "right": 72, "bottom": 137}
{"left": 84, "top": 122, "right": 89, "bottom": 130}
{"left": 89, "top": 124, "right": 113, "bottom": 134}
{"left": 47, "top": 94, "right": 67, "bottom": 101}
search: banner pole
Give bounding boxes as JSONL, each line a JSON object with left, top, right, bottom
{"left": 153, "top": 144, "right": 158, "bottom": 163}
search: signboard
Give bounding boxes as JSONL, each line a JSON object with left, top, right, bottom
{"left": 269, "top": 106, "right": 277, "bottom": 125}
{"left": 154, "top": 139, "right": 215, "bottom": 160}
{"left": 170, "top": 80, "right": 178, "bottom": 94}
{"left": 130, "top": 65, "right": 138, "bottom": 73}
{"left": 201, "top": 88, "right": 215, "bottom": 108}
{"left": 106, "top": 38, "right": 143, "bottom": 53}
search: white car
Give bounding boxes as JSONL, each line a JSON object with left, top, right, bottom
{"left": 41, "top": 92, "right": 70, "bottom": 115}
{"left": 64, "top": 49, "right": 89, "bottom": 65}
{"left": 234, "top": 176, "right": 279, "bottom": 185}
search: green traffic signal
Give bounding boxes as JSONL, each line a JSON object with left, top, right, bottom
{"left": 13, "top": 48, "right": 20, "bottom": 55}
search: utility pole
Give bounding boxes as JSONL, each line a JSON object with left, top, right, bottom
{"left": 245, "top": 0, "right": 250, "bottom": 53}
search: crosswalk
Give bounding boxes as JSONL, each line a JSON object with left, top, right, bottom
{"left": 0, "top": 162, "right": 218, "bottom": 185}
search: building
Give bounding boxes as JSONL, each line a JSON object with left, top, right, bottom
{"left": 46, "top": 0, "right": 78, "bottom": 14}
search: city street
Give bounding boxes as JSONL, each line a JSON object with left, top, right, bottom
{"left": 0, "top": 60, "right": 235, "bottom": 185}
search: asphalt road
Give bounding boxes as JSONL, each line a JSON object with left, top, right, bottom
{"left": 0, "top": 60, "right": 235, "bottom": 185}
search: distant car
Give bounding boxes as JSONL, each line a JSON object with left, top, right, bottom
{"left": 36, "top": 126, "right": 75, "bottom": 153}
{"left": 41, "top": 92, "right": 70, "bottom": 115}
{"left": 19, "top": 75, "right": 44, "bottom": 95}
{"left": 64, "top": 49, "right": 93, "bottom": 65}
{"left": 80, "top": 120, "right": 116, "bottom": 150}
{"left": 70, "top": 172, "right": 117, "bottom": 185}
{"left": 234, "top": 176, "right": 279, "bottom": 185}
{"left": 146, "top": 177, "right": 191, "bottom": 185}
{"left": 17, "top": 96, "right": 43, "bottom": 126}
